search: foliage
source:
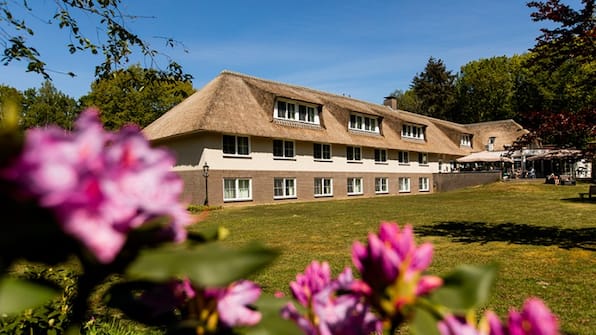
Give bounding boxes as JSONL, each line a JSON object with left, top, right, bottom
{"left": 456, "top": 56, "right": 518, "bottom": 123}
{"left": 80, "top": 65, "right": 195, "bottom": 129}
{"left": 19, "top": 80, "right": 79, "bottom": 129}
{"left": 411, "top": 57, "right": 457, "bottom": 121}
{"left": 0, "top": 0, "right": 192, "bottom": 82}
{"left": 0, "top": 267, "right": 77, "bottom": 335}
{"left": 526, "top": 0, "right": 595, "bottom": 70}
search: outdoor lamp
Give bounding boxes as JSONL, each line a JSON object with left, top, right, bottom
{"left": 203, "top": 162, "right": 209, "bottom": 205}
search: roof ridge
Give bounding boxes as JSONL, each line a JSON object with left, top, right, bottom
{"left": 219, "top": 70, "right": 385, "bottom": 109}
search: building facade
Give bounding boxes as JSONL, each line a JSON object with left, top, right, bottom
{"left": 142, "top": 71, "right": 526, "bottom": 206}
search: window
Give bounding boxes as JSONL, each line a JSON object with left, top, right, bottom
{"left": 399, "top": 177, "right": 410, "bottom": 193}
{"left": 274, "top": 178, "right": 296, "bottom": 199}
{"left": 419, "top": 177, "right": 430, "bottom": 192}
{"left": 461, "top": 134, "right": 472, "bottom": 147}
{"left": 487, "top": 136, "right": 496, "bottom": 151}
{"left": 398, "top": 151, "right": 410, "bottom": 164}
{"left": 275, "top": 99, "right": 319, "bottom": 124}
{"left": 347, "top": 178, "right": 363, "bottom": 195}
{"left": 273, "top": 140, "right": 295, "bottom": 159}
{"left": 223, "top": 178, "right": 252, "bottom": 201}
{"left": 402, "top": 124, "right": 425, "bottom": 140}
{"left": 374, "top": 149, "right": 387, "bottom": 163}
{"left": 313, "top": 143, "right": 332, "bottom": 161}
{"left": 349, "top": 113, "right": 380, "bottom": 134}
{"left": 314, "top": 178, "right": 333, "bottom": 197}
{"left": 346, "top": 146, "right": 362, "bottom": 162}
{"left": 375, "top": 177, "right": 388, "bottom": 194}
{"left": 418, "top": 152, "right": 428, "bottom": 165}
{"left": 223, "top": 135, "right": 250, "bottom": 156}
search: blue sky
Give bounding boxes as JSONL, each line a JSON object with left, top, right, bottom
{"left": 1, "top": 1, "right": 552, "bottom": 104}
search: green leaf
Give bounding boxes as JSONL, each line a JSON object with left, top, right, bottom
{"left": 0, "top": 277, "right": 58, "bottom": 315}
{"left": 239, "top": 294, "right": 304, "bottom": 335}
{"left": 126, "top": 242, "right": 278, "bottom": 287}
{"left": 410, "top": 305, "right": 441, "bottom": 335}
{"left": 430, "top": 263, "right": 498, "bottom": 313}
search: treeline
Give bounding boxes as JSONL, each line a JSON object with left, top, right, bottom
{"left": 390, "top": 54, "right": 594, "bottom": 125}
{"left": 0, "top": 65, "right": 195, "bottom": 131}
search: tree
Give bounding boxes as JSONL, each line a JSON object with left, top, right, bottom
{"left": 0, "top": 0, "right": 191, "bottom": 82}
{"left": 20, "top": 80, "right": 79, "bottom": 129}
{"left": 456, "top": 56, "right": 518, "bottom": 123}
{"left": 527, "top": 0, "right": 595, "bottom": 69}
{"left": 80, "top": 65, "right": 195, "bottom": 130}
{"left": 411, "top": 57, "right": 457, "bottom": 121}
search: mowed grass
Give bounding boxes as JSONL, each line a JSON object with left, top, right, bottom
{"left": 190, "top": 181, "right": 596, "bottom": 335}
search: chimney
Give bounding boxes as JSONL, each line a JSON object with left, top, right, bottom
{"left": 383, "top": 96, "right": 398, "bottom": 110}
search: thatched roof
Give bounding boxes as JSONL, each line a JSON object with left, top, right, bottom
{"left": 143, "top": 71, "right": 525, "bottom": 156}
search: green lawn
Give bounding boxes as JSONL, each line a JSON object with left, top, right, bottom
{"left": 191, "top": 180, "right": 596, "bottom": 335}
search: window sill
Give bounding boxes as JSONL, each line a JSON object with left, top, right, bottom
{"left": 223, "top": 198, "right": 253, "bottom": 203}
{"left": 314, "top": 159, "right": 333, "bottom": 163}
{"left": 399, "top": 191, "right": 411, "bottom": 194}
{"left": 398, "top": 163, "right": 410, "bottom": 166}
{"left": 348, "top": 193, "right": 364, "bottom": 196}
{"left": 375, "top": 191, "right": 389, "bottom": 195}
{"left": 273, "top": 157, "right": 297, "bottom": 161}
{"left": 347, "top": 160, "right": 363, "bottom": 164}
{"left": 375, "top": 162, "right": 389, "bottom": 165}
{"left": 274, "top": 196, "right": 298, "bottom": 200}
{"left": 223, "top": 154, "right": 252, "bottom": 159}
{"left": 314, "top": 194, "right": 333, "bottom": 198}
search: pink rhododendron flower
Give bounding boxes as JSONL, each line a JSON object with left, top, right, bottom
{"left": 507, "top": 298, "right": 559, "bottom": 335}
{"left": 351, "top": 222, "right": 442, "bottom": 316}
{"left": 205, "top": 280, "right": 262, "bottom": 327}
{"left": 0, "top": 108, "right": 193, "bottom": 263}
{"left": 438, "top": 298, "right": 559, "bottom": 335}
{"left": 282, "top": 261, "right": 382, "bottom": 335}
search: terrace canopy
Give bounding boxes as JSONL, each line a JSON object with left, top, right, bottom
{"left": 456, "top": 151, "right": 514, "bottom": 163}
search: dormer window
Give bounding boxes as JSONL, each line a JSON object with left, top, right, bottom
{"left": 349, "top": 113, "right": 380, "bottom": 134}
{"left": 461, "top": 134, "right": 472, "bottom": 147}
{"left": 402, "top": 123, "right": 425, "bottom": 140}
{"left": 275, "top": 98, "right": 320, "bottom": 125}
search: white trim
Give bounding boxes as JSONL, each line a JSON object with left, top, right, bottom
{"left": 314, "top": 177, "right": 333, "bottom": 197}
{"left": 273, "top": 177, "right": 297, "bottom": 199}
{"left": 347, "top": 177, "right": 363, "bottom": 195}
{"left": 223, "top": 178, "right": 252, "bottom": 202}
{"left": 399, "top": 177, "right": 411, "bottom": 193}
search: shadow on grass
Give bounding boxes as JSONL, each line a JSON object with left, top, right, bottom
{"left": 416, "top": 221, "right": 596, "bottom": 251}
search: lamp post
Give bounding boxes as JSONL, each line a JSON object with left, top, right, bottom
{"left": 202, "top": 162, "right": 209, "bottom": 206}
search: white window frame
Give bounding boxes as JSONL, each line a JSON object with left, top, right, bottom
{"left": 273, "top": 139, "right": 295, "bottom": 159}
{"left": 398, "top": 151, "right": 410, "bottom": 164}
{"left": 349, "top": 113, "right": 380, "bottom": 134}
{"left": 399, "top": 177, "right": 411, "bottom": 193}
{"left": 222, "top": 135, "right": 250, "bottom": 157}
{"left": 419, "top": 177, "right": 430, "bottom": 192}
{"left": 346, "top": 146, "right": 362, "bottom": 162}
{"left": 347, "top": 177, "right": 363, "bottom": 195}
{"left": 375, "top": 177, "right": 388, "bottom": 194}
{"left": 274, "top": 98, "right": 320, "bottom": 125}
{"left": 374, "top": 149, "right": 387, "bottom": 163}
{"left": 402, "top": 124, "right": 425, "bottom": 140}
{"left": 314, "top": 178, "right": 333, "bottom": 197}
{"left": 460, "top": 134, "right": 472, "bottom": 147}
{"left": 223, "top": 178, "right": 252, "bottom": 202}
{"left": 274, "top": 178, "right": 296, "bottom": 199}
{"left": 313, "top": 143, "right": 332, "bottom": 161}
{"left": 418, "top": 152, "right": 428, "bottom": 165}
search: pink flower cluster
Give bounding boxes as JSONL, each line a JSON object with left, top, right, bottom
{"left": 1, "top": 109, "right": 193, "bottom": 263}
{"left": 281, "top": 261, "right": 382, "bottom": 335}
{"left": 140, "top": 278, "right": 262, "bottom": 331}
{"left": 352, "top": 222, "right": 442, "bottom": 317}
{"left": 439, "top": 298, "right": 559, "bottom": 335}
